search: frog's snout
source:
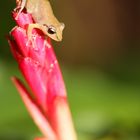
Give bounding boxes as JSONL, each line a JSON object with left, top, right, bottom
{"left": 56, "top": 23, "right": 65, "bottom": 41}
{"left": 60, "top": 23, "right": 65, "bottom": 30}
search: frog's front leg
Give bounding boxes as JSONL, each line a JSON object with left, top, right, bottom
{"left": 27, "top": 23, "right": 48, "bottom": 46}
{"left": 27, "top": 23, "right": 46, "bottom": 38}
{"left": 14, "top": 0, "right": 27, "bottom": 19}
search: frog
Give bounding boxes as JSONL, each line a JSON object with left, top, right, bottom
{"left": 15, "top": 0, "right": 65, "bottom": 41}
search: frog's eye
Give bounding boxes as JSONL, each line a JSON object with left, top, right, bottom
{"left": 47, "top": 26, "right": 56, "bottom": 34}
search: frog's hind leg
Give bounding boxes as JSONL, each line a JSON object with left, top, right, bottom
{"left": 14, "top": 0, "right": 27, "bottom": 19}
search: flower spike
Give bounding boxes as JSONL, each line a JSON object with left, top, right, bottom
{"left": 8, "top": 6, "right": 77, "bottom": 140}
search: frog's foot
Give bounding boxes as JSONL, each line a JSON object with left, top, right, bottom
{"left": 14, "top": 5, "right": 21, "bottom": 13}
{"left": 26, "top": 23, "right": 47, "bottom": 47}
{"left": 16, "top": 0, "right": 22, "bottom": 6}
{"left": 26, "top": 23, "right": 47, "bottom": 46}
{"left": 14, "top": 0, "right": 26, "bottom": 19}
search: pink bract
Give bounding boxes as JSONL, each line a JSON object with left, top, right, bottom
{"left": 9, "top": 11, "right": 66, "bottom": 112}
{"left": 8, "top": 10, "right": 77, "bottom": 140}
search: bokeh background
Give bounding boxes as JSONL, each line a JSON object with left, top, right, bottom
{"left": 0, "top": 0, "right": 140, "bottom": 140}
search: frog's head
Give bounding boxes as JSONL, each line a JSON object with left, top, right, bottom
{"left": 43, "top": 23, "right": 65, "bottom": 41}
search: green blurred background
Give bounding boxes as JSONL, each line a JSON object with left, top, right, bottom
{"left": 1, "top": 0, "right": 140, "bottom": 140}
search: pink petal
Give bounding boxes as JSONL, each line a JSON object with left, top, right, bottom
{"left": 18, "top": 57, "right": 48, "bottom": 111}
{"left": 10, "top": 23, "right": 48, "bottom": 66}
{"left": 48, "top": 97, "right": 77, "bottom": 140}
{"left": 12, "top": 77, "right": 57, "bottom": 140}
{"left": 46, "top": 61, "right": 67, "bottom": 107}
{"left": 7, "top": 36, "right": 22, "bottom": 61}
{"left": 10, "top": 27, "right": 29, "bottom": 57}
{"left": 12, "top": 11, "right": 33, "bottom": 28}
{"left": 34, "top": 138, "right": 48, "bottom": 140}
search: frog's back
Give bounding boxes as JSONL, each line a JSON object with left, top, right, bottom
{"left": 26, "top": 0, "right": 60, "bottom": 26}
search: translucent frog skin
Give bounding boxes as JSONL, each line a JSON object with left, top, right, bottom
{"left": 16, "top": 0, "right": 65, "bottom": 41}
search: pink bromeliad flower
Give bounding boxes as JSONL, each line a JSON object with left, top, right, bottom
{"left": 8, "top": 10, "right": 77, "bottom": 140}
